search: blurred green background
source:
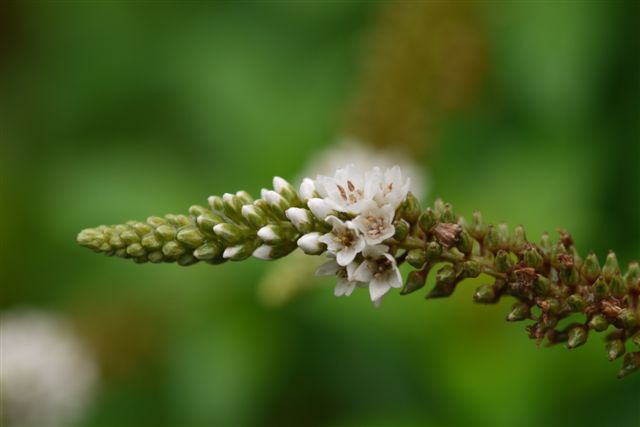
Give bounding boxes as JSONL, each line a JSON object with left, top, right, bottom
{"left": 1, "top": 2, "right": 639, "bottom": 427}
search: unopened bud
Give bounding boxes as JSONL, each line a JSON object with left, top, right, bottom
{"left": 208, "top": 195, "right": 224, "bottom": 212}
{"left": 393, "top": 219, "right": 410, "bottom": 241}
{"left": 567, "top": 294, "right": 586, "bottom": 311}
{"left": 473, "top": 284, "right": 497, "bottom": 304}
{"left": 285, "top": 207, "right": 314, "bottom": 234}
{"left": 618, "top": 352, "right": 640, "bottom": 378}
{"left": 539, "top": 232, "right": 552, "bottom": 259}
{"left": 533, "top": 275, "right": 551, "bottom": 296}
{"left": 523, "top": 245, "right": 544, "bottom": 271}
{"left": 213, "top": 223, "right": 244, "bottom": 244}
{"left": 193, "top": 242, "right": 222, "bottom": 260}
{"left": 242, "top": 205, "right": 268, "bottom": 229}
{"left": 607, "top": 339, "right": 626, "bottom": 361}
{"left": 297, "top": 232, "right": 325, "bottom": 255}
{"left": 176, "top": 227, "right": 205, "bottom": 248}
{"left": 223, "top": 241, "right": 256, "bottom": 261}
{"left": 567, "top": 326, "right": 588, "bottom": 349}
{"left": 162, "top": 241, "right": 186, "bottom": 259}
{"left": 513, "top": 225, "right": 528, "bottom": 253}
{"left": 436, "top": 264, "right": 457, "bottom": 285}
{"left": 264, "top": 190, "right": 290, "bottom": 216}
{"left": 406, "top": 249, "right": 427, "bottom": 269}
{"left": 440, "top": 203, "right": 457, "bottom": 224}
{"left": 189, "top": 204, "right": 208, "bottom": 218}
{"left": 484, "top": 225, "right": 500, "bottom": 253}
{"left": 141, "top": 233, "right": 162, "bottom": 251}
{"left": 401, "top": 270, "right": 427, "bottom": 295}
{"left": 418, "top": 208, "right": 436, "bottom": 234}
{"left": 235, "top": 191, "right": 253, "bottom": 205}
{"left": 602, "top": 251, "right": 620, "bottom": 281}
{"left": 582, "top": 252, "right": 601, "bottom": 282}
{"left": 126, "top": 243, "right": 145, "bottom": 258}
{"left": 495, "top": 249, "right": 514, "bottom": 273}
{"left": 307, "top": 198, "right": 333, "bottom": 221}
{"left": 425, "top": 241, "right": 442, "bottom": 261}
{"left": 400, "top": 192, "right": 421, "bottom": 224}
{"left": 507, "top": 303, "right": 530, "bottom": 321}
{"left": 299, "top": 178, "right": 317, "bottom": 200}
{"left": 456, "top": 230, "right": 473, "bottom": 255}
{"left": 592, "top": 276, "right": 609, "bottom": 299}
{"left": 273, "top": 176, "right": 299, "bottom": 204}
{"left": 618, "top": 309, "right": 637, "bottom": 329}
{"left": 497, "top": 223, "right": 511, "bottom": 250}
{"left": 460, "top": 260, "right": 481, "bottom": 279}
{"left": 469, "top": 210, "right": 487, "bottom": 240}
{"left": 609, "top": 273, "right": 627, "bottom": 298}
{"left": 624, "top": 261, "right": 640, "bottom": 292}
{"left": 588, "top": 314, "right": 609, "bottom": 332}
{"left": 155, "top": 224, "right": 176, "bottom": 241}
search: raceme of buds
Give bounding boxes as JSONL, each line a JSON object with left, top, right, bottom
{"left": 77, "top": 164, "right": 640, "bottom": 378}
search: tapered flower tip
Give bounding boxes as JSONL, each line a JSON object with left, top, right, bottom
{"left": 618, "top": 353, "right": 640, "bottom": 378}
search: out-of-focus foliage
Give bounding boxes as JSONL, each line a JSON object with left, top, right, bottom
{"left": 1, "top": 2, "right": 638, "bottom": 427}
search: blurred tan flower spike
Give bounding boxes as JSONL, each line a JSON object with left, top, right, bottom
{"left": 78, "top": 165, "right": 640, "bottom": 378}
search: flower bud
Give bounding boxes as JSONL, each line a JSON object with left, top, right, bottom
{"left": 512, "top": 225, "right": 528, "bottom": 253}
{"left": 264, "top": 190, "right": 290, "bottom": 216}
{"left": 558, "top": 254, "right": 579, "bottom": 287}
{"left": 400, "top": 192, "right": 421, "bottom": 224}
{"left": 307, "top": 198, "right": 333, "bottom": 221}
{"left": 625, "top": 261, "right": 640, "bottom": 292}
{"left": 567, "top": 325, "right": 588, "bottom": 349}
{"left": 120, "top": 229, "right": 140, "bottom": 245}
{"left": 606, "top": 339, "right": 625, "bottom": 361}
{"left": 285, "top": 207, "right": 314, "bottom": 234}
{"left": 252, "top": 244, "right": 273, "bottom": 260}
{"left": 406, "top": 249, "right": 427, "bottom": 268}
{"left": 427, "top": 265, "right": 457, "bottom": 298}
{"left": 401, "top": 270, "right": 427, "bottom": 295}
{"left": 418, "top": 208, "right": 436, "bottom": 234}
{"left": 147, "top": 216, "right": 167, "bottom": 227}
{"left": 618, "top": 352, "right": 640, "bottom": 378}
{"left": 581, "top": 252, "right": 601, "bottom": 282}
{"left": 567, "top": 294, "right": 586, "bottom": 311}
{"left": 602, "top": 251, "right": 620, "bottom": 281}
{"left": 497, "top": 223, "right": 511, "bottom": 250}
{"left": 162, "top": 241, "right": 186, "bottom": 259}
{"left": 435, "top": 264, "right": 456, "bottom": 285}
{"left": 469, "top": 210, "right": 487, "bottom": 240}
{"left": 213, "top": 223, "right": 244, "bottom": 244}
{"left": 196, "top": 212, "right": 225, "bottom": 232}
{"left": 155, "top": 224, "right": 176, "bottom": 241}
{"left": 241, "top": 205, "right": 268, "bottom": 229}
{"left": 539, "top": 232, "right": 552, "bottom": 260}
{"left": 176, "top": 227, "right": 205, "bottom": 248}
{"left": 273, "top": 176, "right": 299, "bottom": 204}
{"left": 460, "top": 260, "right": 481, "bottom": 279}
{"left": 126, "top": 243, "right": 145, "bottom": 258}
{"left": 141, "top": 233, "right": 162, "bottom": 251}
{"left": 189, "top": 204, "right": 208, "bottom": 218}
{"left": 592, "top": 276, "right": 609, "bottom": 299}
{"left": 222, "top": 193, "right": 244, "bottom": 218}
{"left": 178, "top": 253, "right": 198, "bottom": 266}
{"left": 533, "top": 275, "right": 551, "bottom": 296}
{"left": 223, "top": 241, "right": 256, "bottom": 261}
{"left": 235, "top": 191, "right": 253, "bottom": 205}
{"left": 393, "top": 219, "right": 410, "bottom": 241}
{"left": 208, "top": 195, "right": 224, "bottom": 212}
{"left": 609, "top": 273, "right": 627, "bottom": 298}
{"left": 473, "top": 284, "right": 497, "bottom": 304}
{"left": 523, "top": 245, "right": 544, "bottom": 271}
{"left": 484, "top": 225, "right": 500, "bottom": 253}
{"left": 432, "top": 223, "right": 462, "bottom": 249}
{"left": 258, "top": 224, "right": 287, "bottom": 245}
{"left": 631, "top": 331, "right": 640, "bottom": 348}
{"left": 588, "top": 314, "right": 608, "bottom": 332}
{"left": 618, "top": 309, "right": 637, "bottom": 329}
{"left": 507, "top": 303, "right": 530, "bottom": 321}
{"left": 299, "top": 178, "right": 317, "bottom": 200}
{"left": 131, "top": 222, "right": 152, "bottom": 236}
{"left": 456, "top": 230, "right": 473, "bottom": 255}
{"left": 193, "top": 242, "right": 222, "bottom": 260}
{"left": 495, "top": 250, "right": 514, "bottom": 273}
{"left": 148, "top": 251, "right": 164, "bottom": 263}
{"left": 297, "top": 232, "right": 325, "bottom": 255}
{"left": 425, "top": 241, "right": 442, "bottom": 261}
{"left": 433, "top": 198, "right": 445, "bottom": 218}
{"left": 440, "top": 203, "right": 456, "bottom": 224}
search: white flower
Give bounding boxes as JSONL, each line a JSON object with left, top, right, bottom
{"left": 352, "top": 245, "right": 402, "bottom": 302}
{"left": 315, "top": 259, "right": 361, "bottom": 297}
{"left": 297, "top": 232, "right": 325, "bottom": 255}
{"left": 371, "top": 165, "right": 411, "bottom": 209}
{"left": 352, "top": 204, "right": 396, "bottom": 245}
{"left": 307, "top": 198, "right": 333, "bottom": 221}
{"left": 314, "top": 164, "right": 377, "bottom": 214}
{"left": 318, "top": 216, "right": 366, "bottom": 266}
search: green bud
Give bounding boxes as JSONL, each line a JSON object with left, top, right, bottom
{"left": 148, "top": 251, "right": 164, "bottom": 263}
{"left": 495, "top": 249, "right": 514, "bottom": 273}
{"left": 609, "top": 273, "right": 627, "bottom": 298}
{"left": 507, "top": 303, "right": 530, "bottom": 321}
{"left": 566, "top": 294, "right": 586, "bottom": 311}
{"left": 618, "top": 352, "right": 640, "bottom": 378}
{"left": 272, "top": 177, "right": 299, "bottom": 205}
{"left": 456, "top": 230, "right": 474, "bottom": 255}
{"left": 222, "top": 193, "right": 244, "bottom": 218}
{"left": 108, "top": 235, "right": 125, "bottom": 249}
{"left": 460, "top": 260, "right": 481, "bottom": 279}
{"left": 235, "top": 190, "right": 254, "bottom": 205}
{"left": 631, "top": 331, "right": 640, "bottom": 348}
{"left": 223, "top": 241, "right": 258, "bottom": 261}
{"left": 406, "top": 249, "right": 427, "bottom": 269}
{"left": 162, "top": 241, "right": 186, "bottom": 259}
{"left": 539, "top": 298, "right": 561, "bottom": 315}
{"left": 141, "top": 233, "right": 162, "bottom": 251}
{"left": 440, "top": 203, "right": 456, "bottom": 224}
{"left": 512, "top": 225, "right": 527, "bottom": 253}
{"left": 523, "top": 245, "right": 544, "bottom": 271}
{"left": 484, "top": 225, "right": 500, "bottom": 253}
{"left": 592, "top": 276, "right": 609, "bottom": 299}
{"left": 497, "top": 223, "right": 511, "bottom": 250}
{"left": 539, "top": 232, "right": 552, "bottom": 259}
{"left": 602, "top": 251, "right": 620, "bottom": 281}
{"left": 433, "top": 198, "right": 445, "bottom": 218}
{"left": 178, "top": 253, "right": 199, "bottom": 266}
{"left": 176, "top": 227, "right": 205, "bottom": 248}
{"left": 193, "top": 242, "right": 222, "bottom": 260}
{"left": 473, "top": 284, "right": 497, "bottom": 304}
{"left": 469, "top": 210, "right": 487, "bottom": 240}
{"left": 400, "top": 192, "right": 421, "bottom": 224}
{"left": 558, "top": 255, "right": 579, "bottom": 287}
{"left": 155, "top": 224, "right": 176, "bottom": 241}
{"left": 618, "top": 309, "right": 637, "bottom": 329}
{"left": 208, "top": 195, "right": 224, "bottom": 212}
{"left": 401, "top": 270, "right": 427, "bottom": 295}
{"left": 606, "top": 339, "right": 625, "bottom": 361}
{"left": 131, "top": 222, "right": 152, "bottom": 236}
{"left": 588, "top": 314, "right": 609, "bottom": 332}
{"left": 120, "top": 229, "right": 140, "bottom": 245}
{"left": 425, "top": 241, "right": 442, "bottom": 261}
{"left": 624, "top": 261, "right": 640, "bottom": 292}
{"left": 213, "top": 223, "right": 245, "bottom": 244}
{"left": 567, "top": 326, "right": 588, "bottom": 349}
{"left": 581, "top": 252, "right": 601, "bottom": 282}
{"left": 533, "top": 275, "right": 551, "bottom": 296}
{"left": 146, "top": 216, "right": 167, "bottom": 227}
{"left": 126, "top": 243, "right": 145, "bottom": 258}
{"left": 166, "top": 214, "right": 191, "bottom": 228}
{"left": 418, "top": 208, "right": 436, "bottom": 233}
{"left": 188, "top": 204, "right": 208, "bottom": 218}
{"left": 435, "top": 264, "right": 457, "bottom": 285}
{"left": 393, "top": 219, "right": 410, "bottom": 241}
{"left": 241, "top": 205, "right": 268, "bottom": 229}
{"left": 426, "top": 281, "right": 456, "bottom": 299}
{"left": 196, "top": 212, "right": 225, "bottom": 232}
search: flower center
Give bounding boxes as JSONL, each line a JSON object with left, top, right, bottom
{"left": 373, "top": 258, "right": 392, "bottom": 278}
{"left": 335, "top": 230, "right": 355, "bottom": 247}
{"left": 336, "top": 181, "right": 363, "bottom": 205}
{"left": 364, "top": 215, "right": 386, "bottom": 238}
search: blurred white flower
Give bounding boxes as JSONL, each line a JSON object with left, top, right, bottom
{"left": 0, "top": 309, "right": 98, "bottom": 427}
{"left": 315, "top": 259, "right": 362, "bottom": 297}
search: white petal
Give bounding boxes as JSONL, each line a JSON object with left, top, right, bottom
{"left": 272, "top": 176, "right": 290, "bottom": 193}
{"left": 315, "top": 259, "right": 340, "bottom": 277}
{"left": 260, "top": 188, "right": 269, "bottom": 200}
{"left": 325, "top": 215, "right": 346, "bottom": 230}
{"left": 285, "top": 207, "right": 310, "bottom": 230}
{"left": 223, "top": 245, "right": 242, "bottom": 259}
{"left": 241, "top": 204, "right": 258, "bottom": 218}
{"left": 346, "top": 261, "right": 360, "bottom": 281}
{"left": 252, "top": 245, "right": 273, "bottom": 260}
{"left": 334, "top": 278, "right": 356, "bottom": 297}
{"left": 265, "top": 190, "right": 285, "bottom": 207}
{"left": 369, "top": 277, "right": 391, "bottom": 301}
{"left": 362, "top": 244, "right": 389, "bottom": 259}
{"left": 353, "top": 260, "right": 374, "bottom": 282}
{"left": 336, "top": 247, "right": 357, "bottom": 266}
{"left": 299, "top": 178, "right": 316, "bottom": 200}
{"left": 307, "top": 198, "right": 332, "bottom": 220}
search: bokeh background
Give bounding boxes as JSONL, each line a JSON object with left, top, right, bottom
{"left": 1, "top": 1, "right": 639, "bottom": 426}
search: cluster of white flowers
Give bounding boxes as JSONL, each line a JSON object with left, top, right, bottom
{"left": 287, "top": 165, "right": 411, "bottom": 305}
